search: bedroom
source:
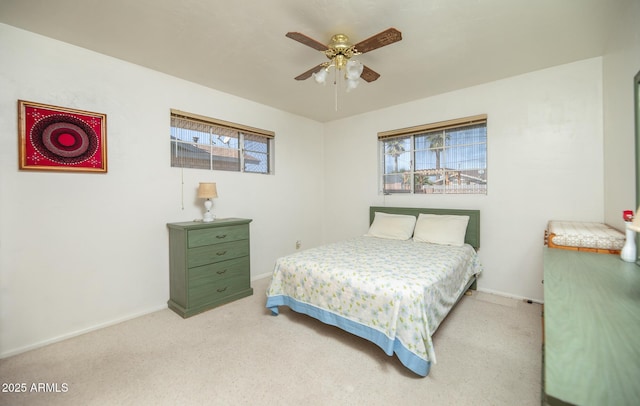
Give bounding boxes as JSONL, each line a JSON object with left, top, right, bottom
{"left": 0, "top": 0, "right": 639, "bottom": 404}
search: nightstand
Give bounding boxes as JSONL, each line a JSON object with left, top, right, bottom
{"left": 167, "top": 218, "right": 253, "bottom": 318}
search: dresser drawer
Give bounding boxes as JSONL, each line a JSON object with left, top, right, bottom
{"left": 188, "top": 257, "right": 250, "bottom": 308}
{"left": 187, "top": 240, "right": 249, "bottom": 268}
{"left": 188, "top": 225, "right": 249, "bottom": 248}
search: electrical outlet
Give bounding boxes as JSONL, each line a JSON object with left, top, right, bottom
{"left": 295, "top": 240, "right": 302, "bottom": 249}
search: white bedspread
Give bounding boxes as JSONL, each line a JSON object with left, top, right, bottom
{"left": 265, "top": 236, "right": 482, "bottom": 376}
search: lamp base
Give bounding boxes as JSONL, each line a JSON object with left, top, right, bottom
{"left": 621, "top": 223, "right": 636, "bottom": 262}
{"left": 202, "top": 199, "right": 215, "bottom": 222}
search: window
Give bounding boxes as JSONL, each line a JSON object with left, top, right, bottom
{"left": 170, "top": 109, "right": 274, "bottom": 174}
{"left": 379, "top": 115, "right": 487, "bottom": 194}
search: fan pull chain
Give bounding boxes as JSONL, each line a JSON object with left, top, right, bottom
{"left": 334, "top": 68, "right": 338, "bottom": 111}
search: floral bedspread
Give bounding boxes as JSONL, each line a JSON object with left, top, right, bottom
{"left": 265, "top": 236, "right": 482, "bottom": 376}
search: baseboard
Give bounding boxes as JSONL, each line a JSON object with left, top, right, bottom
{"left": 252, "top": 272, "right": 273, "bottom": 281}
{"left": 4, "top": 275, "right": 275, "bottom": 359}
{"left": 0, "top": 304, "right": 168, "bottom": 359}
{"left": 1, "top": 274, "right": 539, "bottom": 358}
{"left": 477, "top": 287, "right": 544, "bottom": 305}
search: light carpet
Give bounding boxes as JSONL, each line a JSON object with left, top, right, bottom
{"left": 0, "top": 276, "right": 542, "bottom": 406}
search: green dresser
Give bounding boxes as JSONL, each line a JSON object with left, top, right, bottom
{"left": 167, "top": 218, "right": 253, "bottom": 318}
{"left": 543, "top": 247, "right": 640, "bottom": 405}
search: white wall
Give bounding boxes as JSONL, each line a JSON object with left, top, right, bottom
{"left": 0, "top": 24, "right": 325, "bottom": 357}
{"left": 323, "top": 58, "right": 604, "bottom": 302}
{"left": 603, "top": 0, "right": 640, "bottom": 229}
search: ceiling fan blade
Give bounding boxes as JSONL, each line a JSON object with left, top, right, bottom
{"left": 294, "top": 64, "right": 325, "bottom": 80}
{"left": 360, "top": 65, "right": 381, "bottom": 82}
{"left": 353, "top": 28, "right": 402, "bottom": 54}
{"left": 286, "top": 32, "right": 329, "bottom": 52}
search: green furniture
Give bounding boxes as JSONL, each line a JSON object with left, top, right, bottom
{"left": 543, "top": 247, "right": 640, "bottom": 405}
{"left": 167, "top": 218, "right": 253, "bottom": 318}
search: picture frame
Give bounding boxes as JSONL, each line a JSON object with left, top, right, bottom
{"left": 18, "top": 100, "right": 107, "bottom": 173}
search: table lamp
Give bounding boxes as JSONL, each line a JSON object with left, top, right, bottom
{"left": 622, "top": 207, "right": 640, "bottom": 262}
{"left": 197, "top": 182, "right": 218, "bottom": 222}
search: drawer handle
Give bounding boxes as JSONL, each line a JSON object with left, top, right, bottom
{"left": 216, "top": 234, "right": 227, "bottom": 239}
{"left": 217, "top": 287, "right": 227, "bottom": 293}
{"left": 216, "top": 269, "right": 227, "bottom": 275}
{"left": 216, "top": 251, "right": 227, "bottom": 256}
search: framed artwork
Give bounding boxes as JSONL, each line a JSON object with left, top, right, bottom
{"left": 18, "top": 100, "right": 107, "bottom": 173}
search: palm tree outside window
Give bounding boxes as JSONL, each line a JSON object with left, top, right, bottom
{"left": 379, "top": 115, "right": 487, "bottom": 194}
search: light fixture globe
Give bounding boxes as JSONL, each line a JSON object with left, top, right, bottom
{"left": 346, "top": 60, "right": 364, "bottom": 80}
{"left": 312, "top": 68, "right": 328, "bottom": 84}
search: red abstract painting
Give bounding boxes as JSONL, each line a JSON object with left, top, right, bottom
{"left": 18, "top": 100, "right": 107, "bottom": 172}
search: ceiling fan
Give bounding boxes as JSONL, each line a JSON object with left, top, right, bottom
{"left": 286, "top": 28, "right": 402, "bottom": 91}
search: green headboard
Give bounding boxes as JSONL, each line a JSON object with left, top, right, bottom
{"left": 369, "top": 206, "right": 481, "bottom": 249}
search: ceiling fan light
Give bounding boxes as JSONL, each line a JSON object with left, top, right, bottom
{"left": 312, "top": 68, "right": 328, "bottom": 84}
{"left": 346, "top": 60, "right": 364, "bottom": 80}
{"left": 346, "top": 78, "right": 360, "bottom": 92}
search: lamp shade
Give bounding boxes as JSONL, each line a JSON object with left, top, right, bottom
{"left": 197, "top": 182, "right": 218, "bottom": 199}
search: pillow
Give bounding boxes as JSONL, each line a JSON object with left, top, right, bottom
{"left": 413, "top": 213, "right": 470, "bottom": 246}
{"left": 365, "top": 212, "right": 417, "bottom": 240}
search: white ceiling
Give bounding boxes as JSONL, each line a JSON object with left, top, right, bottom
{"left": 0, "top": 0, "right": 628, "bottom": 122}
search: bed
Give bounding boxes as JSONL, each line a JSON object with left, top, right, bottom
{"left": 265, "top": 206, "right": 482, "bottom": 376}
{"left": 544, "top": 220, "right": 624, "bottom": 254}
